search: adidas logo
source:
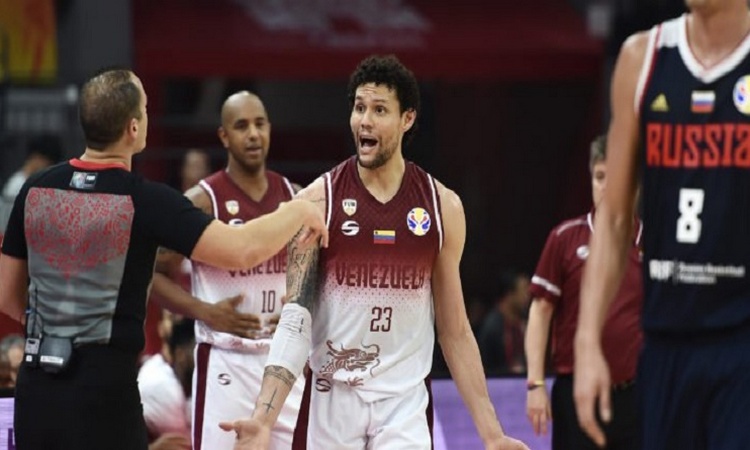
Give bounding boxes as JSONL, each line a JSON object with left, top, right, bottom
{"left": 651, "top": 94, "right": 669, "bottom": 112}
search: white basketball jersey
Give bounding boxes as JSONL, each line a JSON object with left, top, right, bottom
{"left": 191, "top": 170, "right": 294, "bottom": 352}
{"left": 310, "top": 158, "right": 443, "bottom": 402}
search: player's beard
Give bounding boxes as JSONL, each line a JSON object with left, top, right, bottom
{"left": 358, "top": 141, "right": 395, "bottom": 170}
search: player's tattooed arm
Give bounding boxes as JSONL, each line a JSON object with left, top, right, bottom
{"left": 264, "top": 365, "right": 296, "bottom": 389}
{"left": 285, "top": 178, "right": 326, "bottom": 313}
{"left": 285, "top": 233, "right": 321, "bottom": 313}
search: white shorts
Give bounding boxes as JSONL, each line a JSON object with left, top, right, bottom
{"left": 192, "top": 343, "right": 305, "bottom": 450}
{"left": 300, "top": 374, "right": 432, "bottom": 450}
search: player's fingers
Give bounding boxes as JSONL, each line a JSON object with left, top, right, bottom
{"left": 218, "top": 421, "right": 237, "bottom": 432}
{"left": 532, "top": 413, "right": 542, "bottom": 436}
{"left": 599, "top": 383, "right": 612, "bottom": 423}
{"left": 574, "top": 390, "right": 605, "bottom": 447}
{"left": 237, "top": 314, "right": 261, "bottom": 326}
{"left": 319, "top": 227, "right": 329, "bottom": 248}
{"left": 540, "top": 412, "right": 548, "bottom": 436}
{"left": 227, "top": 294, "right": 244, "bottom": 306}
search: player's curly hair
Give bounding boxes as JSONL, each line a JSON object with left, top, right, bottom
{"left": 347, "top": 54, "right": 420, "bottom": 145}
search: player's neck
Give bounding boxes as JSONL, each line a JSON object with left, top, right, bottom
{"left": 80, "top": 147, "right": 132, "bottom": 171}
{"left": 687, "top": 9, "right": 750, "bottom": 67}
{"left": 357, "top": 153, "right": 405, "bottom": 204}
{"left": 226, "top": 164, "right": 268, "bottom": 201}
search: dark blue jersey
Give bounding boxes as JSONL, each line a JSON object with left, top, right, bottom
{"left": 638, "top": 15, "right": 750, "bottom": 333}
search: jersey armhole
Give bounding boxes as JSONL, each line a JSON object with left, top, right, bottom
{"left": 198, "top": 180, "right": 219, "bottom": 218}
{"left": 634, "top": 25, "right": 662, "bottom": 114}
{"left": 323, "top": 173, "right": 333, "bottom": 230}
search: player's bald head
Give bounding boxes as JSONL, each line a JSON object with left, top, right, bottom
{"left": 220, "top": 91, "right": 267, "bottom": 126}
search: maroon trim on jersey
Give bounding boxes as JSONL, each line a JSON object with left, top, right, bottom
{"left": 638, "top": 24, "right": 662, "bottom": 113}
{"left": 192, "top": 343, "right": 212, "bottom": 450}
{"left": 198, "top": 169, "right": 294, "bottom": 222}
{"left": 291, "top": 368, "right": 312, "bottom": 449}
{"left": 69, "top": 158, "right": 129, "bottom": 171}
{"left": 425, "top": 377, "right": 435, "bottom": 450}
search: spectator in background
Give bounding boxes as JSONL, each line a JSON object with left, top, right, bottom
{"left": 525, "top": 135, "right": 641, "bottom": 449}
{"left": 2, "top": 135, "right": 63, "bottom": 201}
{"left": 139, "top": 316, "right": 195, "bottom": 450}
{"left": 179, "top": 148, "right": 211, "bottom": 193}
{"left": 0, "top": 136, "right": 63, "bottom": 237}
{"left": 478, "top": 269, "right": 530, "bottom": 375}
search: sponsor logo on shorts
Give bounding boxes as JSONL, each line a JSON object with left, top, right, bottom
{"left": 576, "top": 245, "right": 589, "bottom": 260}
{"left": 218, "top": 373, "right": 232, "bottom": 386}
{"left": 315, "top": 377, "right": 332, "bottom": 393}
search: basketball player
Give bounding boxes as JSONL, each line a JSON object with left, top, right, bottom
{"left": 525, "top": 135, "right": 641, "bottom": 449}
{"left": 574, "top": 1, "right": 750, "bottom": 449}
{"left": 152, "top": 91, "right": 304, "bottom": 449}
{"left": 220, "top": 55, "right": 529, "bottom": 450}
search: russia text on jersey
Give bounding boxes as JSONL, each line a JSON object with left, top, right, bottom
{"left": 646, "top": 122, "right": 750, "bottom": 168}
{"left": 334, "top": 262, "right": 428, "bottom": 289}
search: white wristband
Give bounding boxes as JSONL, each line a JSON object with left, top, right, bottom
{"left": 265, "top": 303, "right": 312, "bottom": 378}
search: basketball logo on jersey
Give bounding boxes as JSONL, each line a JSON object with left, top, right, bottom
{"left": 225, "top": 200, "right": 240, "bottom": 215}
{"left": 407, "top": 207, "right": 431, "bottom": 236}
{"left": 733, "top": 76, "right": 750, "bottom": 115}
{"left": 576, "top": 245, "right": 590, "bottom": 260}
{"left": 342, "top": 199, "right": 357, "bottom": 216}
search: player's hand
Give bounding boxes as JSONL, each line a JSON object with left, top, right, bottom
{"left": 526, "top": 386, "right": 552, "bottom": 436}
{"left": 204, "top": 294, "right": 262, "bottom": 338}
{"left": 296, "top": 200, "right": 328, "bottom": 248}
{"left": 574, "top": 340, "right": 611, "bottom": 448}
{"left": 484, "top": 435, "right": 530, "bottom": 450}
{"left": 219, "top": 418, "right": 271, "bottom": 450}
{"left": 148, "top": 433, "right": 191, "bottom": 450}
{"left": 265, "top": 313, "right": 281, "bottom": 335}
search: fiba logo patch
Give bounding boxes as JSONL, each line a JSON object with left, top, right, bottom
{"left": 576, "top": 245, "right": 590, "bottom": 260}
{"left": 342, "top": 199, "right": 357, "bottom": 216}
{"left": 733, "top": 75, "right": 750, "bottom": 115}
{"left": 406, "top": 207, "right": 431, "bottom": 236}
{"left": 218, "top": 373, "right": 232, "bottom": 386}
{"left": 225, "top": 200, "right": 240, "bottom": 215}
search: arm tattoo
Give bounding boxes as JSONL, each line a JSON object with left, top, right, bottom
{"left": 264, "top": 365, "right": 296, "bottom": 389}
{"left": 286, "top": 237, "right": 320, "bottom": 313}
{"left": 262, "top": 388, "right": 278, "bottom": 414}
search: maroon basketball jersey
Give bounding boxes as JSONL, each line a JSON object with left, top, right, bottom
{"left": 192, "top": 170, "right": 295, "bottom": 351}
{"left": 529, "top": 212, "right": 643, "bottom": 383}
{"left": 311, "top": 157, "right": 443, "bottom": 401}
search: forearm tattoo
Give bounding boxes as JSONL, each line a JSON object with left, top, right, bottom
{"left": 264, "top": 365, "right": 296, "bottom": 389}
{"left": 286, "top": 237, "right": 320, "bottom": 313}
{"left": 262, "top": 389, "right": 278, "bottom": 414}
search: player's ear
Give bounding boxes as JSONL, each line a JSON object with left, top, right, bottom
{"left": 402, "top": 109, "right": 416, "bottom": 133}
{"left": 126, "top": 117, "right": 139, "bottom": 140}
{"left": 218, "top": 126, "right": 229, "bottom": 148}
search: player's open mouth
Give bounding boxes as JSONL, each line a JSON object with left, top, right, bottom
{"left": 359, "top": 136, "right": 378, "bottom": 150}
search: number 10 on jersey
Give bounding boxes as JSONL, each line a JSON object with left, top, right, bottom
{"left": 677, "top": 188, "right": 704, "bottom": 244}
